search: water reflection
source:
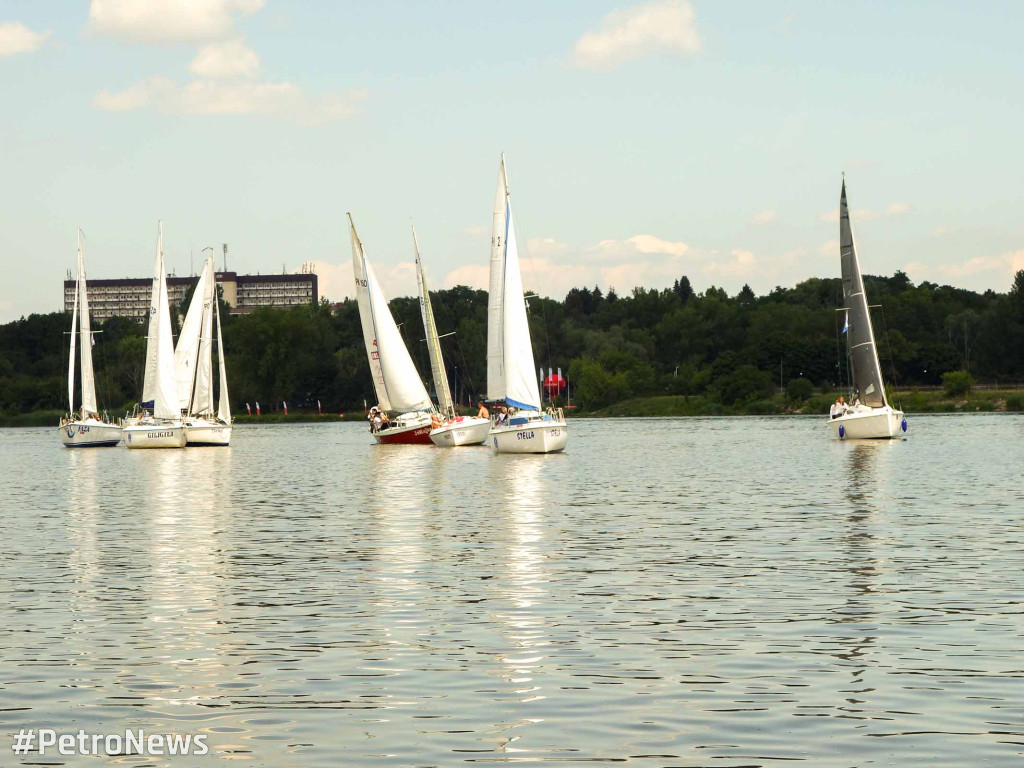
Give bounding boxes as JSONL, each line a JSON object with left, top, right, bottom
{"left": 484, "top": 457, "right": 551, "bottom": 755}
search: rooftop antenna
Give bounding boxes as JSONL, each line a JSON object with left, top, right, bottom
{"left": 222, "top": 243, "right": 228, "bottom": 272}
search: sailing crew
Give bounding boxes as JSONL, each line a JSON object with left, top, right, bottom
{"left": 431, "top": 412, "right": 443, "bottom": 429}
{"left": 830, "top": 399, "right": 842, "bottom": 419}
{"left": 476, "top": 402, "right": 489, "bottom": 420}
{"left": 495, "top": 406, "right": 509, "bottom": 426}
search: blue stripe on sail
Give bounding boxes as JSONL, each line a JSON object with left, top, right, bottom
{"left": 506, "top": 397, "right": 539, "bottom": 412}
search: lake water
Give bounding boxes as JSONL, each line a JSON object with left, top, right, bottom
{"left": 2, "top": 415, "right": 1023, "bottom": 767}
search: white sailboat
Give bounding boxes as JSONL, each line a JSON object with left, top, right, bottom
{"left": 124, "top": 222, "right": 187, "bottom": 449}
{"left": 180, "top": 254, "right": 232, "bottom": 445}
{"left": 412, "top": 225, "right": 490, "bottom": 447}
{"left": 486, "top": 155, "right": 568, "bottom": 454}
{"left": 350, "top": 213, "right": 435, "bottom": 444}
{"left": 829, "top": 177, "right": 907, "bottom": 440}
{"left": 59, "top": 229, "right": 122, "bottom": 447}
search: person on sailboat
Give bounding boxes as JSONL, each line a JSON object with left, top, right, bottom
{"left": 431, "top": 412, "right": 443, "bottom": 430}
{"left": 830, "top": 399, "right": 842, "bottom": 419}
{"left": 476, "top": 402, "right": 489, "bottom": 420}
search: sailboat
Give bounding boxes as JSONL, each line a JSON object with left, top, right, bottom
{"left": 124, "top": 222, "right": 187, "bottom": 449}
{"left": 486, "top": 155, "right": 568, "bottom": 453}
{"left": 412, "top": 225, "right": 491, "bottom": 447}
{"left": 177, "top": 254, "right": 232, "bottom": 445}
{"left": 350, "top": 214, "right": 435, "bottom": 444}
{"left": 58, "top": 229, "right": 122, "bottom": 447}
{"left": 829, "top": 177, "right": 907, "bottom": 440}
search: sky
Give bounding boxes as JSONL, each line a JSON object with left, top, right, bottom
{"left": 2, "top": 0, "right": 1024, "bottom": 322}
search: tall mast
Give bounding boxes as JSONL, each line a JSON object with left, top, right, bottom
{"left": 413, "top": 224, "right": 453, "bottom": 417}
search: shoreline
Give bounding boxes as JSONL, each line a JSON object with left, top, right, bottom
{"left": 3, "top": 389, "right": 1021, "bottom": 428}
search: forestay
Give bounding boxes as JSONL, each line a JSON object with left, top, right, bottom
{"left": 173, "top": 259, "right": 210, "bottom": 411}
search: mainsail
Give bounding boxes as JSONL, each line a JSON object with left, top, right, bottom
{"left": 191, "top": 257, "right": 217, "bottom": 416}
{"left": 77, "top": 231, "right": 98, "bottom": 418}
{"left": 349, "top": 214, "right": 432, "bottom": 415}
{"left": 173, "top": 258, "right": 210, "bottom": 411}
{"left": 215, "top": 292, "right": 231, "bottom": 423}
{"left": 141, "top": 222, "right": 181, "bottom": 420}
{"left": 68, "top": 229, "right": 99, "bottom": 419}
{"left": 839, "top": 179, "right": 887, "bottom": 408}
{"left": 413, "top": 225, "right": 454, "bottom": 417}
{"left": 486, "top": 155, "right": 542, "bottom": 411}
{"left": 67, "top": 254, "right": 79, "bottom": 415}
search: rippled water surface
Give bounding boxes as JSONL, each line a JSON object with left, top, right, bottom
{"left": 2, "top": 415, "right": 1024, "bottom": 766}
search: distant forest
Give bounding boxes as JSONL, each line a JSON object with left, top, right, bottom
{"left": 3, "top": 270, "right": 1024, "bottom": 417}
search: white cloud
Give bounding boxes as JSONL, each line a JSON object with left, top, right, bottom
{"left": 443, "top": 263, "right": 489, "bottom": 291}
{"left": 819, "top": 202, "right": 910, "bottom": 223}
{"left": 305, "top": 259, "right": 419, "bottom": 304}
{"left": 752, "top": 209, "right": 777, "bottom": 225}
{"left": 572, "top": 0, "right": 700, "bottom": 70}
{"left": 303, "top": 259, "right": 353, "bottom": 303}
{"left": 88, "top": 0, "right": 264, "bottom": 44}
{"left": 189, "top": 38, "right": 259, "bottom": 78}
{"left": 0, "top": 21, "right": 50, "bottom": 56}
{"left": 94, "top": 76, "right": 367, "bottom": 124}
{"left": 905, "top": 250, "right": 1024, "bottom": 281}
{"left": 704, "top": 248, "right": 757, "bottom": 279}
{"left": 818, "top": 239, "right": 839, "bottom": 258}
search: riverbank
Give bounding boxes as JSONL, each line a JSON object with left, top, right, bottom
{"left": 3, "top": 389, "right": 1021, "bottom": 427}
{"left": 585, "top": 388, "right": 1024, "bottom": 417}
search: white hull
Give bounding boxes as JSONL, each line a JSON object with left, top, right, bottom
{"left": 829, "top": 406, "right": 906, "bottom": 440}
{"left": 430, "top": 416, "right": 490, "bottom": 446}
{"left": 59, "top": 419, "right": 122, "bottom": 447}
{"left": 123, "top": 423, "right": 186, "bottom": 449}
{"left": 185, "top": 419, "right": 232, "bottom": 446}
{"left": 491, "top": 417, "right": 568, "bottom": 454}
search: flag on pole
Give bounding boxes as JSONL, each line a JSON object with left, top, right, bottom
{"left": 283, "top": 401, "right": 288, "bottom": 415}
{"left": 246, "top": 402, "right": 251, "bottom": 415}
{"left": 255, "top": 401, "right": 261, "bottom": 415}
{"left": 317, "top": 399, "right": 322, "bottom": 415}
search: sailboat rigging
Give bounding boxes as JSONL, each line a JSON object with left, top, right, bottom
{"left": 58, "top": 229, "right": 122, "bottom": 447}
{"left": 828, "top": 177, "right": 907, "bottom": 440}
{"left": 486, "top": 155, "right": 568, "bottom": 453}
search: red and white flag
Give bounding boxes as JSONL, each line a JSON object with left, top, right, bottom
{"left": 255, "top": 401, "right": 261, "bottom": 415}
{"left": 283, "top": 401, "right": 288, "bottom": 415}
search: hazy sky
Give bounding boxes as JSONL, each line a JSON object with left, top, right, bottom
{"left": 2, "top": 0, "right": 1023, "bottom": 322}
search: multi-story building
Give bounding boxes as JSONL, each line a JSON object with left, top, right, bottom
{"left": 63, "top": 271, "right": 318, "bottom": 321}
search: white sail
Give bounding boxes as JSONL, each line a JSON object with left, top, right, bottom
{"left": 146, "top": 223, "right": 180, "bottom": 420}
{"left": 173, "top": 259, "right": 210, "bottom": 411}
{"left": 349, "top": 214, "right": 432, "bottom": 415}
{"left": 77, "top": 231, "right": 98, "bottom": 418}
{"left": 215, "top": 291, "right": 231, "bottom": 423}
{"left": 486, "top": 156, "right": 541, "bottom": 411}
{"left": 141, "top": 228, "right": 161, "bottom": 407}
{"left": 67, "top": 258, "right": 79, "bottom": 415}
{"left": 191, "top": 257, "right": 216, "bottom": 416}
{"left": 413, "top": 225, "right": 454, "bottom": 417}
{"left": 839, "top": 179, "right": 888, "bottom": 408}
{"left": 501, "top": 206, "right": 542, "bottom": 411}
{"left": 486, "top": 158, "right": 508, "bottom": 400}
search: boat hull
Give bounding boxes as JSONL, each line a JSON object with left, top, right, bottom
{"left": 829, "top": 406, "right": 906, "bottom": 440}
{"left": 430, "top": 416, "right": 490, "bottom": 446}
{"left": 59, "top": 420, "right": 122, "bottom": 447}
{"left": 491, "top": 418, "right": 568, "bottom": 454}
{"left": 374, "top": 416, "right": 434, "bottom": 445}
{"left": 123, "top": 423, "right": 187, "bottom": 449}
{"left": 185, "top": 420, "right": 232, "bottom": 446}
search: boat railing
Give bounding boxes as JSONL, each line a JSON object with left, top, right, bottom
{"left": 546, "top": 406, "right": 565, "bottom": 422}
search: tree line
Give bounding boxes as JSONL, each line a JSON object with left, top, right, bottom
{"left": 2, "top": 269, "right": 1023, "bottom": 418}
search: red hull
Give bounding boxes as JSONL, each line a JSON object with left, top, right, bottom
{"left": 375, "top": 424, "right": 433, "bottom": 444}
